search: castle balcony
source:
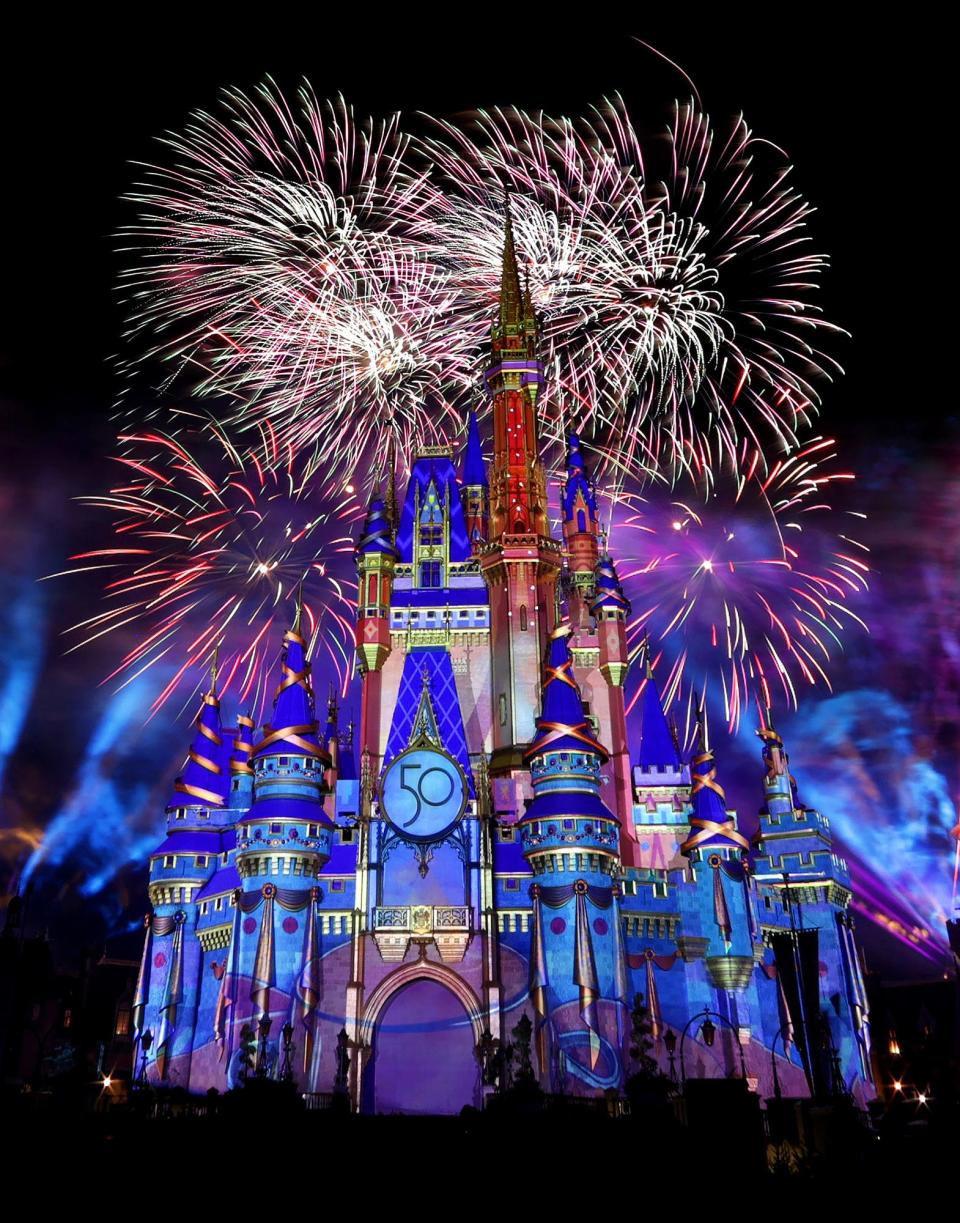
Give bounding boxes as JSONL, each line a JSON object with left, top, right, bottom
{"left": 372, "top": 904, "right": 471, "bottom": 964}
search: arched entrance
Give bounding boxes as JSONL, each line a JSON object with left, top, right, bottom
{"left": 364, "top": 977, "right": 479, "bottom": 1115}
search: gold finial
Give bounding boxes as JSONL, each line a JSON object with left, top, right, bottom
{"left": 209, "top": 642, "right": 220, "bottom": 697}
{"left": 292, "top": 578, "right": 304, "bottom": 633}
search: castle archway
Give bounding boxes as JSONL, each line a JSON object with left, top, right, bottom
{"left": 360, "top": 965, "right": 482, "bottom": 1115}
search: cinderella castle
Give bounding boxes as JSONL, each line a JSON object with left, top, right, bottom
{"left": 133, "top": 215, "right": 874, "bottom": 1113}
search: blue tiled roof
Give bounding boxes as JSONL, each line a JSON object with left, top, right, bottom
{"left": 525, "top": 791, "right": 614, "bottom": 821}
{"left": 461, "top": 411, "right": 488, "bottom": 487}
{"left": 396, "top": 455, "right": 471, "bottom": 563}
{"left": 195, "top": 863, "right": 240, "bottom": 901}
{"left": 383, "top": 648, "right": 475, "bottom": 795}
{"left": 561, "top": 433, "right": 598, "bottom": 522}
{"left": 238, "top": 796, "right": 332, "bottom": 825}
{"left": 637, "top": 675, "right": 680, "bottom": 769}
{"left": 254, "top": 624, "right": 327, "bottom": 760}
{"left": 526, "top": 627, "right": 608, "bottom": 762}
{"left": 166, "top": 693, "right": 231, "bottom": 810}
{"left": 151, "top": 830, "right": 225, "bottom": 857}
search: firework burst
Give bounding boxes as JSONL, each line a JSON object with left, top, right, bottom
{"left": 119, "top": 81, "right": 476, "bottom": 469}
{"left": 612, "top": 437, "right": 869, "bottom": 736}
{"left": 53, "top": 413, "right": 360, "bottom": 717}
{"left": 413, "top": 95, "right": 843, "bottom": 480}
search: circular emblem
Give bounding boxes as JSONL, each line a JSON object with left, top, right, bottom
{"left": 379, "top": 746, "right": 467, "bottom": 843}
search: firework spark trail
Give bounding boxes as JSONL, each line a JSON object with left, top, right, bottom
{"left": 119, "top": 81, "right": 844, "bottom": 485}
{"left": 119, "top": 81, "right": 479, "bottom": 470}
{"left": 409, "top": 95, "right": 846, "bottom": 481}
{"left": 50, "top": 411, "right": 360, "bottom": 717}
{"left": 611, "top": 436, "right": 869, "bottom": 735}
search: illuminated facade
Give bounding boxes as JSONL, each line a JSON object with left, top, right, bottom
{"left": 134, "top": 216, "right": 874, "bottom": 1113}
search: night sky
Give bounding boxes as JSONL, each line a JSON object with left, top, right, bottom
{"left": 1, "top": 15, "right": 952, "bottom": 975}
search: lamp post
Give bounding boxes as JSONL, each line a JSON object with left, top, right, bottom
{"left": 279, "top": 1022, "right": 295, "bottom": 1082}
{"left": 769, "top": 1025, "right": 797, "bottom": 1100}
{"left": 135, "top": 1030, "right": 153, "bottom": 1087}
{"left": 678, "top": 1006, "right": 748, "bottom": 1085}
{"left": 255, "top": 1016, "right": 272, "bottom": 1078}
{"left": 663, "top": 1029, "right": 678, "bottom": 1082}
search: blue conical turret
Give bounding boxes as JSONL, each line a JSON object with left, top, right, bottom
{"left": 680, "top": 710, "right": 750, "bottom": 857}
{"left": 254, "top": 602, "right": 329, "bottom": 765}
{"left": 167, "top": 668, "right": 228, "bottom": 810}
{"left": 526, "top": 623, "right": 609, "bottom": 762}
{"left": 461, "top": 411, "right": 487, "bottom": 488}
{"left": 637, "top": 664, "right": 679, "bottom": 772}
{"left": 590, "top": 552, "right": 630, "bottom": 618}
{"left": 357, "top": 495, "right": 397, "bottom": 557}
{"left": 562, "top": 433, "right": 598, "bottom": 526}
{"left": 461, "top": 410, "right": 489, "bottom": 545}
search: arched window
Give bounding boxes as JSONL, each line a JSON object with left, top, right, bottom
{"left": 577, "top": 509, "right": 586, "bottom": 533}
{"left": 519, "top": 605, "right": 528, "bottom": 631}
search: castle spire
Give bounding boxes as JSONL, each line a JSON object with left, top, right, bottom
{"left": 168, "top": 670, "right": 228, "bottom": 809}
{"left": 461, "top": 410, "right": 487, "bottom": 488}
{"left": 460, "top": 410, "right": 488, "bottom": 546}
{"left": 525, "top": 622, "right": 609, "bottom": 762}
{"left": 680, "top": 698, "right": 750, "bottom": 856}
{"left": 499, "top": 199, "right": 523, "bottom": 331}
{"left": 636, "top": 665, "right": 680, "bottom": 771}
{"left": 254, "top": 604, "right": 328, "bottom": 762}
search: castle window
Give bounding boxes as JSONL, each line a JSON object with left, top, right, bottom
{"left": 652, "top": 882, "right": 668, "bottom": 899}
{"left": 764, "top": 895, "right": 772, "bottom": 909}
{"left": 309, "top": 824, "right": 319, "bottom": 836}
{"left": 221, "top": 852, "right": 228, "bottom": 865}
{"left": 63, "top": 1009, "right": 72, "bottom": 1030}
{"left": 562, "top": 820, "right": 575, "bottom": 831}
{"left": 340, "top": 827, "right": 356, "bottom": 844}
{"left": 577, "top": 510, "right": 586, "bottom": 533}
{"left": 115, "top": 1009, "right": 131, "bottom": 1038}
{"left": 197, "top": 809, "right": 209, "bottom": 819}
{"left": 498, "top": 694, "right": 507, "bottom": 727}
{"left": 164, "top": 855, "right": 176, "bottom": 869}
{"left": 331, "top": 879, "right": 345, "bottom": 892}
{"left": 215, "top": 897, "right": 224, "bottom": 911}
{"left": 519, "top": 605, "right": 528, "bottom": 631}
{"left": 420, "top": 560, "right": 442, "bottom": 588}
{"left": 279, "top": 757, "right": 289, "bottom": 767}
{"left": 270, "top": 823, "right": 282, "bottom": 834}
{"left": 174, "top": 809, "right": 186, "bottom": 820}
{"left": 200, "top": 902, "right": 208, "bottom": 915}
{"left": 196, "top": 855, "right": 208, "bottom": 867}
{"left": 497, "top": 825, "right": 516, "bottom": 842}
{"left": 504, "top": 877, "right": 520, "bottom": 891}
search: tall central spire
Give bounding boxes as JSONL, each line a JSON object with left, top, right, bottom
{"left": 485, "top": 204, "right": 547, "bottom": 539}
{"left": 499, "top": 201, "right": 523, "bottom": 331}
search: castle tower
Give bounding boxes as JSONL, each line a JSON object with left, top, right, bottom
{"left": 520, "top": 623, "right": 626, "bottom": 1092}
{"left": 679, "top": 712, "right": 756, "bottom": 996}
{"left": 480, "top": 208, "right": 562, "bottom": 766}
{"left": 146, "top": 663, "right": 231, "bottom": 1082}
{"left": 630, "top": 660, "right": 691, "bottom": 871}
{"left": 588, "top": 550, "right": 635, "bottom": 848}
{"left": 460, "top": 410, "right": 488, "bottom": 546}
{"left": 232, "top": 606, "right": 333, "bottom": 1082}
{"left": 561, "top": 433, "right": 600, "bottom": 628}
{"left": 752, "top": 713, "right": 870, "bottom": 1096}
{"left": 355, "top": 492, "right": 398, "bottom": 764}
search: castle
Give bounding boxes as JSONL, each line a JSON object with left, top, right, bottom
{"left": 133, "top": 214, "right": 874, "bottom": 1112}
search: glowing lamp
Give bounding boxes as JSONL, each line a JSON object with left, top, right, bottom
{"left": 700, "top": 1017, "right": 716, "bottom": 1048}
